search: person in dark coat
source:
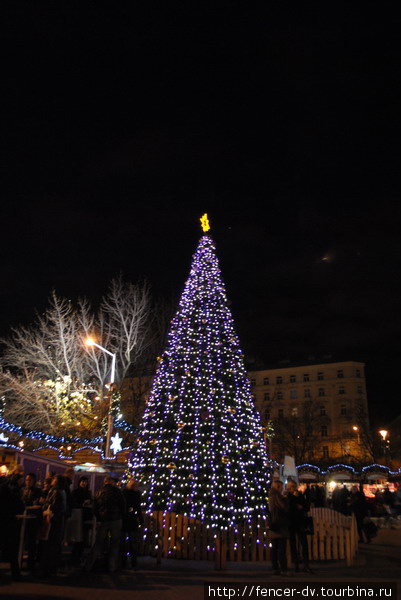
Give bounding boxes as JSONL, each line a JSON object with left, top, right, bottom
{"left": 0, "top": 476, "right": 25, "bottom": 580}
{"left": 121, "top": 478, "right": 143, "bottom": 568}
{"left": 40, "top": 474, "right": 67, "bottom": 577}
{"left": 22, "top": 473, "right": 42, "bottom": 571}
{"left": 63, "top": 468, "right": 75, "bottom": 518}
{"left": 286, "top": 480, "right": 312, "bottom": 573}
{"left": 332, "top": 484, "right": 350, "bottom": 514}
{"left": 349, "top": 485, "right": 371, "bottom": 543}
{"left": 268, "top": 479, "right": 290, "bottom": 576}
{"left": 72, "top": 475, "right": 93, "bottom": 520}
{"left": 85, "top": 475, "right": 126, "bottom": 573}
{"left": 71, "top": 475, "right": 93, "bottom": 563}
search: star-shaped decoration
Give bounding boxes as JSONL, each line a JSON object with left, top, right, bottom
{"left": 200, "top": 213, "right": 210, "bottom": 233}
{"left": 110, "top": 432, "right": 123, "bottom": 455}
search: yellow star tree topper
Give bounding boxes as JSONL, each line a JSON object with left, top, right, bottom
{"left": 200, "top": 213, "right": 210, "bottom": 233}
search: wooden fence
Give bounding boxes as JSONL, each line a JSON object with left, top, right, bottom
{"left": 138, "top": 509, "right": 358, "bottom": 569}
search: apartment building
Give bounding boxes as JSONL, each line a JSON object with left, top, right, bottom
{"left": 249, "top": 360, "right": 371, "bottom": 463}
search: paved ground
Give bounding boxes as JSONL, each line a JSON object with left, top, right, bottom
{"left": 1, "top": 528, "right": 400, "bottom": 600}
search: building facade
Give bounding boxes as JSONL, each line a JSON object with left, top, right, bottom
{"left": 249, "top": 360, "right": 371, "bottom": 464}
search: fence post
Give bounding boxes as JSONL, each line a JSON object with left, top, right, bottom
{"left": 215, "top": 530, "right": 227, "bottom": 570}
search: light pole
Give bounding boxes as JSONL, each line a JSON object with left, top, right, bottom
{"left": 352, "top": 425, "right": 360, "bottom": 446}
{"left": 379, "top": 429, "right": 389, "bottom": 465}
{"left": 85, "top": 338, "right": 116, "bottom": 460}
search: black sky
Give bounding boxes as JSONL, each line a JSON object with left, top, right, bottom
{"left": 1, "top": 3, "right": 400, "bottom": 424}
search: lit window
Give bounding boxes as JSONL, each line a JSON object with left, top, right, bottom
{"left": 337, "top": 369, "right": 344, "bottom": 378}
{"left": 276, "top": 376, "right": 283, "bottom": 384}
{"left": 304, "top": 388, "right": 311, "bottom": 398}
{"left": 318, "top": 387, "right": 325, "bottom": 397}
{"left": 321, "top": 425, "right": 328, "bottom": 437}
{"left": 290, "top": 375, "right": 296, "bottom": 383}
{"left": 290, "top": 389, "right": 297, "bottom": 399}
{"left": 291, "top": 407, "right": 298, "bottom": 417}
{"left": 303, "top": 373, "right": 310, "bottom": 382}
{"left": 339, "top": 386, "right": 345, "bottom": 395}
{"left": 263, "top": 377, "right": 269, "bottom": 385}
{"left": 340, "top": 404, "right": 347, "bottom": 415}
{"left": 264, "top": 392, "right": 270, "bottom": 401}
{"left": 317, "top": 372, "right": 324, "bottom": 381}
{"left": 320, "top": 406, "right": 326, "bottom": 416}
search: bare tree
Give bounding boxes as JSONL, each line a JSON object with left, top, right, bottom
{"left": 0, "top": 277, "right": 155, "bottom": 435}
{"left": 268, "top": 400, "right": 323, "bottom": 465}
{"left": 353, "top": 403, "right": 375, "bottom": 462}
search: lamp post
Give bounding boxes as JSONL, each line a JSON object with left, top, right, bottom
{"left": 85, "top": 338, "right": 116, "bottom": 460}
{"left": 379, "top": 429, "right": 389, "bottom": 465}
{"left": 352, "top": 425, "right": 360, "bottom": 446}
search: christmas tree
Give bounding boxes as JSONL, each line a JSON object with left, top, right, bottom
{"left": 130, "top": 215, "right": 270, "bottom": 528}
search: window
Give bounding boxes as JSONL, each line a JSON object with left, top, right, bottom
{"left": 264, "top": 410, "right": 270, "bottom": 421}
{"left": 318, "top": 387, "right": 325, "bottom": 397}
{"left": 277, "top": 391, "right": 283, "bottom": 400}
{"left": 303, "top": 373, "right": 310, "bottom": 382}
{"left": 250, "top": 378, "right": 256, "bottom": 387}
{"left": 322, "top": 446, "right": 329, "bottom": 459}
{"left": 263, "top": 377, "right": 269, "bottom": 385}
{"left": 337, "top": 369, "right": 344, "bottom": 378}
{"left": 290, "top": 375, "right": 296, "bottom": 383}
{"left": 278, "top": 409, "right": 284, "bottom": 419}
{"left": 304, "top": 388, "right": 311, "bottom": 398}
{"left": 290, "top": 389, "right": 297, "bottom": 399}
{"left": 317, "top": 371, "right": 324, "bottom": 381}
{"left": 320, "top": 406, "right": 326, "bottom": 416}
{"left": 339, "top": 386, "right": 345, "bottom": 395}
{"left": 357, "top": 385, "right": 363, "bottom": 394}
{"left": 321, "top": 425, "right": 328, "bottom": 437}
{"left": 276, "top": 376, "right": 283, "bottom": 384}
{"left": 356, "top": 369, "right": 361, "bottom": 378}
{"left": 291, "top": 407, "right": 298, "bottom": 417}
{"left": 264, "top": 392, "right": 270, "bottom": 402}
{"left": 340, "top": 404, "right": 347, "bottom": 415}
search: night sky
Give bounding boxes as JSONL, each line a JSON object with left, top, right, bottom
{"left": 1, "top": 4, "right": 400, "bottom": 425}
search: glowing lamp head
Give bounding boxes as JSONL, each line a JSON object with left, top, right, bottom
{"left": 352, "top": 426, "right": 358, "bottom": 432}
{"left": 85, "top": 337, "right": 95, "bottom": 347}
{"left": 379, "top": 429, "right": 388, "bottom": 441}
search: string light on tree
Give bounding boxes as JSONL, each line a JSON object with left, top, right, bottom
{"left": 128, "top": 214, "right": 270, "bottom": 528}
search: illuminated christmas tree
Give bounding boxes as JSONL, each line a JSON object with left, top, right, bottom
{"left": 129, "top": 215, "right": 270, "bottom": 527}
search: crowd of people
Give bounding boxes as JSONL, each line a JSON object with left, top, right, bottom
{"left": 1, "top": 464, "right": 400, "bottom": 582}
{"left": 266, "top": 477, "right": 401, "bottom": 577}
{"left": 0, "top": 465, "right": 143, "bottom": 581}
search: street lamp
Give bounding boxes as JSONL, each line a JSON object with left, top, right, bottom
{"left": 378, "top": 429, "right": 389, "bottom": 465}
{"left": 379, "top": 429, "right": 388, "bottom": 442}
{"left": 352, "top": 425, "right": 360, "bottom": 446}
{"left": 85, "top": 337, "right": 116, "bottom": 460}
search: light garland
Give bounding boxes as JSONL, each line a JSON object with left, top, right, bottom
{"left": 128, "top": 232, "right": 271, "bottom": 528}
